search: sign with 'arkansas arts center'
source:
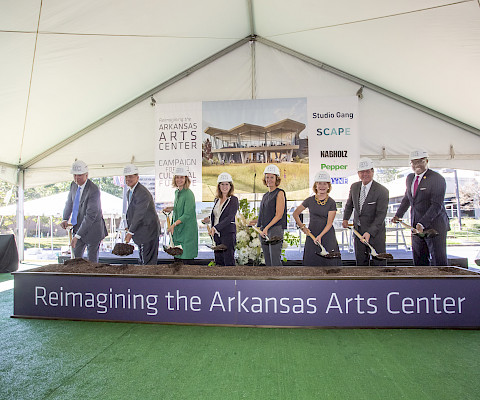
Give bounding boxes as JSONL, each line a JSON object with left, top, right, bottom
{"left": 13, "top": 274, "right": 480, "bottom": 328}
{"left": 153, "top": 96, "right": 359, "bottom": 203}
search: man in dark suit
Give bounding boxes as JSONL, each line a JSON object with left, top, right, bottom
{"left": 393, "top": 150, "right": 450, "bottom": 266}
{"left": 123, "top": 164, "right": 161, "bottom": 265}
{"left": 61, "top": 160, "right": 108, "bottom": 262}
{"left": 342, "top": 158, "right": 389, "bottom": 265}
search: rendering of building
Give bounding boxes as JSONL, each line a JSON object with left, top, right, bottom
{"left": 204, "top": 119, "right": 307, "bottom": 164}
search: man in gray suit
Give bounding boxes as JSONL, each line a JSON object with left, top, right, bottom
{"left": 342, "top": 158, "right": 389, "bottom": 265}
{"left": 61, "top": 160, "right": 108, "bottom": 262}
{"left": 123, "top": 164, "right": 161, "bottom": 265}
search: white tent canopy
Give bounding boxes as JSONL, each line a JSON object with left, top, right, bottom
{"left": 0, "top": 191, "right": 123, "bottom": 217}
{"left": 1, "top": 0, "right": 480, "bottom": 188}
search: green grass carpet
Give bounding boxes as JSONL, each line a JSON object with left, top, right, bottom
{"left": 1, "top": 282, "right": 480, "bottom": 400}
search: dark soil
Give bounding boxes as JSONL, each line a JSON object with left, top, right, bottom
{"left": 28, "top": 258, "right": 479, "bottom": 278}
{"left": 112, "top": 243, "right": 134, "bottom": 256}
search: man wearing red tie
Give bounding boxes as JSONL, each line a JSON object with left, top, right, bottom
{"left": 392, "top": 150, "right": 450, "bottom": 266}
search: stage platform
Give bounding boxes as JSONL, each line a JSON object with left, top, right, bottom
{"left": 58, "top": 246, "right": 469, "bottom": 268}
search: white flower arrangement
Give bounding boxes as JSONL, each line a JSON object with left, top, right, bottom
{"left": 235, "top": 199, "right": 264, "bottom": 265}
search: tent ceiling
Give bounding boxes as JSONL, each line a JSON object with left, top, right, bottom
{"left": 1, "top": 0, "right": 480, "bottom": 186}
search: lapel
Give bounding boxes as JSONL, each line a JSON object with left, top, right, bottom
{"left": 353, "top": 182, "right": 361, "bottom": 210}
{"left": 79, "top": 180, "right": 90, "bottom": 208}
{"left": 218, "top": 197, "right": 231, "bottom": 219}
{"left": 129, "top": 183, "right": 140, "bottom": 205}
{"left": 406, "top": 174, "right": 414, "bottom": 202}
{"left": 364, "top": 181, "right": 376, "bottom": 203}
{"left": 412, "top": 170, "right": 429, "bottom": 202}
{"left": 356, "top": 181, "right": 375, "bottom": 215}
{"left": 417, "top": 169, "right": 430, "bottom": 191}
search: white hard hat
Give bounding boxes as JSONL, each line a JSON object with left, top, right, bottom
{"left": 217, "top": 172, "right": 233, "bottom": 183}
{"left": 314, "top": 171, "right": 331, "bottom": 183}
{"left": 123, "top": 164, "right": 138, "bottom": 175}
{"left": 70, "top": 160, "right": 88, "bottom": 175}
{"left": 174, "top": 166, "right": 187, "bottom": 176}
{"left": 357, "top": 157, "right": 374, "bottom": 171}
{"left": 410, "top": 149, "right": 429, "bottom": 160}
{"left": 263, "top": 164, "right": 280, "bottom": 176}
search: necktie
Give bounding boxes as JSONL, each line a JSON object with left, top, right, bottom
{"left": 413, "top": 176, "right": 420, "bottom": 196}
{"left": 71, "top": 186, "right": 81, "bottom": 225}
{"left": 128, "top": 190, "right": 133, "bottom": 204}
{"left": 359, "top": 185, "right": 366, "bottom": 212}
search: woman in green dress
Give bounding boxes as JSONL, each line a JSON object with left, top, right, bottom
{"left": 164, "top": 166, "right": 198, "bottom": 261}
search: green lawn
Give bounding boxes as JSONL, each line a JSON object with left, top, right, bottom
{"left": 1, "top": 285, "right": 480, "bottom": 400}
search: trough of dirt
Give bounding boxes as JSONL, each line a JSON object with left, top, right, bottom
{"left": 12, "top": 260, "right": 480, "bottom": 329}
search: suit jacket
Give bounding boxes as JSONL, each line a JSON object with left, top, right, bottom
{"left": 63, "top": 179, "right": 108, "bottom": 244}
{"left": 395, "top": 168, "right": 450, "bottom": 233}
{"left": 343, "top": 180, "right": 389, "bottom": 238}
{"left": 126, "top": 182, "right": 161, "bottom": 244}
{"left": 396, "top": 169, "right": 450, "bottom": 233}
{"left": 210, "top": 196, "right": 239, "bottom": 235}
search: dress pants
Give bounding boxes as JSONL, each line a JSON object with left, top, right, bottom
{"left": 137, "top": 237, "right": 159, "bottom": 265}
{"left": 73, "top": 238, "right": 101, "bottom": 263}
{"left": 353, "top": 225, "right": 386, "bottom": 266}
{"left": 412, "top": 231, "right": 448, "bottom": 266}
{"left": 213, "top": 232, "right": 236, "bottom": 266}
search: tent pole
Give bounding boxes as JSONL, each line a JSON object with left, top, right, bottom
{"left": 250, "top": 38, "right": 256, "bottom": 100}
{"left": 50, "top": 215, "right": 54, "bottom": 252}
{"left": 16, "top": 169, "right": 25, "bottom": 261}
{"left": 454, "top": 170, "right": 462, "bottom": 230}
{"left": 37, "top": 216, "right": 40, "bottom": 249}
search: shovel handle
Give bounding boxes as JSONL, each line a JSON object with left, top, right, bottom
{"left": 162, "top": 212, "right": 177, "bottom": 247}
{"left": 163, "top": 212, "right": 172, "bottom": 228}
{"left": 304, "top": 229, "right": 326, "bottom": 249}
{"left": 251, "top": 225, "right": 269, "bottom": 240}
{"left": 350, "top": 226, "right": 365, "bottom": 242}
{"left": 349, "top": 226, "right": 376, "bottom": 253}
{"left": 305, "top": 229, "right": 317, "bottom": 243}
{"left": 396, "top": 219, "right": 419, "bottom": 233}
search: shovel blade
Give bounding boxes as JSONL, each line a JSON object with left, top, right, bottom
{"left": 206, "top": 244, "right": 227, "bottom": 252}
{"left": 375, "top": 252, "right": 394, "bottom": 260}
{"left": 165, "top": 247, "right": 183, "bottom": 256}
{"left": 325, "top": 251, "right": 341, "bottom": 259}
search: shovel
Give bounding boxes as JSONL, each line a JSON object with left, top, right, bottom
{"left": 203, "top": 222, "right": 227, "bottom": 251}
{"left": 162, "top": 211, "right": 183, "bottom": 256}
{"left": 250, "top": 225, "right": 282, "bottom": 245}
{"left": 349, "top": 226, "right": 393, "bottom": 260}
{"left": 66, "top": 224, "right": 74, "bottom": 259}
{"left": 304, "top": 228, "right": 341, "bottom": 259}
{"left": 396, "top": 219, "right": 439, "bottom": 238}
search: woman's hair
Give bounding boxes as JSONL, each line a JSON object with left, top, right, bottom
{"left": 171, "top": 175, "right": 191, "bottom": 189}
{"left": 216, "top": 182, "right": 234, "bottom": 198}
{"left": 262, "top": 175, "right": 281, "bottom": 187}
{"left": 313, "top": 181, "right": 332, "bottom": 194}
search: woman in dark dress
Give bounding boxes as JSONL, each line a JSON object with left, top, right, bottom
{"left": 293, "top": 171, "right": 340, "bottom": 266}
{"left": 202, "top": 172, "right": 239, "bottom": 266}
{"left": 249, "top": 164, "right": 287, "bottom": 266}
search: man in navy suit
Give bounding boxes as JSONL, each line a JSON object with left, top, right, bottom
{"left": 123, "top": 164, "right": 161, "bottom": 265}
{"left": 342, "top": 158, "right": 389, "bottom": 265}
{"left": 61, "top": 160, "right": 108, "bottom": 262}
{"left": 392, "top": 150, "right": 450, "bottom": 266}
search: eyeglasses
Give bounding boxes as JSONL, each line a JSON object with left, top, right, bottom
{"left": 410, "top": 158, "right": 427, "bottom": 165}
